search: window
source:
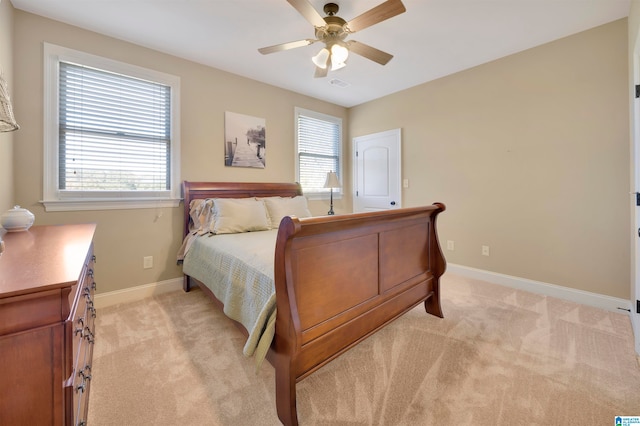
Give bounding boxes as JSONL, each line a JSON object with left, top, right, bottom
{"left": 295, "top": 107, "right": 342, "bottom": 197}
{"left": 43, "top": 43, "right": 181, "bottom": 211}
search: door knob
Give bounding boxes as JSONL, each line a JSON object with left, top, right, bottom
{"left": 390, "top": 201, "right": 396, "bottom": 205}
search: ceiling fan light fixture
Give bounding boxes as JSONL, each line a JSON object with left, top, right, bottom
{"left": 312, "top": 48, "right": 330, "bottom": 69}
{"left": 329, "top": 43, "right": 348, "bottom": 71}
{"left": 331, "top": 44, "right": 349, "bottom": 64}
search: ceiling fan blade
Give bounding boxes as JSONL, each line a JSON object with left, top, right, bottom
{"left": 258, "top": 39, "right": 316, "bottom": 55}
{"left": 348, "top": 41, "right": 394, "bottom": 65}
{"left": 314, "top": 54, "right": 331, "bottom": 78}
{"left": 314, "top": 66, "right": 328, "bottom": 78}
{"left": 346, "top": 0, "right": 406, "bottom": 33}
{"left": 287, "top": 0, "right": 326, "bottom": 28}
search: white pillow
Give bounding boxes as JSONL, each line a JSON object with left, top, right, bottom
{"left": 212, "top": 198, "right": 270, "bottom": 234}
{"left": 262, "top": 196, "right": 312, "bottom": 229}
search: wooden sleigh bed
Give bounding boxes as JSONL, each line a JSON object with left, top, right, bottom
{"left": 180, "top": 181, "right": 447, "bottom": 425}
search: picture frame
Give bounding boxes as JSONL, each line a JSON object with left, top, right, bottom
{"left": 224, "top": 111, "right": 266, "bottom": 168}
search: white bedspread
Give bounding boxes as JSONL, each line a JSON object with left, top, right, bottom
{"left": 182, "top": 229, "right": 278, "bottom": 368}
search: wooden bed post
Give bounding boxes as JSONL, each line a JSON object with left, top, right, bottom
{"left": 273, "top": 217, "right": 303, "bottom": 426}
{"left": 425, "top": 202, "right": 446, "bottom": 318}
{"left": 183, "top": 274, "right": 191, "bottom": 292}
{"left": 182, "top": 181, "right": 191, "bottom": 293}
{"left": 274, "top": 354, "right": 298, "bottom": 426}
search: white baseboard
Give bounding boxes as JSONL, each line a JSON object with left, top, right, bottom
{"left": 94, "top": 266, "right": 631, "bottom": 316}
{"left": 447, "top": 263, "right": 632, "bottom": 314}
{"left": 94, "top": 277, "right": 183, "bottom": 309}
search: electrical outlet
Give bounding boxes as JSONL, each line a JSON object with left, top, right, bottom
{"left": 482, "top": 245, "right": 490, "bottom": 256}
{"left": 403, "top": 179, "right": 409, "bottom": 188}
{"left": 143, "top": 256, "right": 153, "bottom": 269}
{"left": 447, "top": 240, "right": 455, "bottom": 251}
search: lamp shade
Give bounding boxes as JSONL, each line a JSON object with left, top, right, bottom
{"left": 331, "top": 61, "right": 346, "bottom": 71}
{"left": 312, "top": 48, "right": 330, "bottom": 69}
{"left": 330, "top": 44, "right": 349, "bottom": 70}
{"left": 312, "top": 44, "right": 349, "bottom": 72}
{"left": 324, "top": 171, "right": 340, "bottom": 189}
{"left": 0, "top": 73, "right": 19, "bottom": 133}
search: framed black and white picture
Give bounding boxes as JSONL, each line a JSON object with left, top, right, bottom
{"left": 224, "top": 111, "right": 266, "bottom": 168}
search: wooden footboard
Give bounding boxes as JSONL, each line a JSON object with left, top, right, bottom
{"left": 180, "top": 181, "right": 446, "bottom": 426}
{"left": 273, "top": 205, "right": 446, "bottom": 425}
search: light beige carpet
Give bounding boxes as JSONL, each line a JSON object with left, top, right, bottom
{"left": 87, "top": 274, "right": 640, "bottom": 425}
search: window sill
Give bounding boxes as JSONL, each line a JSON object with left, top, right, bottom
{"left": 40, "top": 198, "right": 182, "bottom": 212}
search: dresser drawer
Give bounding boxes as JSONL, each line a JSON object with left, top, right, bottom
{"left": 64, "top": 249, "right": 96, "bottom": 426}
{"left": 66, "top": 340, "right": 92, "bottom": 426}
{"left": 65, "top": 253, "right": 95, "bottom": 379}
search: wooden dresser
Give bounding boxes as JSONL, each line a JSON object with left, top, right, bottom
{"left": 0, "top": 223, "right": 97, "bottom": 426}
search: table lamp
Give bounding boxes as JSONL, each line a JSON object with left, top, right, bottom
{"left": 324, "top": 171, "right": 340, "bottom": 215}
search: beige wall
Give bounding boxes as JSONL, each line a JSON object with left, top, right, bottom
{"left": 11, "top": 10, "right": 348, "bottom": 294}
{"left": 8, "top": 8, "right": 631, "bottom": 300}
{"left": 350, "top": 19, "right": 630, "bottom": 299}
{"left": 0, "top": 0, "right": 14, "bottom": 212}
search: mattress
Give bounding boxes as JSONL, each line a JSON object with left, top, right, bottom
{"left": 182, "top": 229, "right": 278, "bottom": 367}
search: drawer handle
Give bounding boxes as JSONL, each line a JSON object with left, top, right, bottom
{"left": 75, "top": 317, "right": 85, "bottom": 337}
{"left": 83, "top": 287, "right": 91, "bottom": 296}
{"left": 91, "top": 281, "right": 97, "bottom": 291}
{"left": 89, "top": 306, "right": 97, "bottom": 318}
{"left": 84, "top": 327, "right": 94, "bottom": 340}
{"left": 84, "top": 329, "right": 95, "bottom": 344}
{"left": 88, "top": 268, "right": 94, "bottom": 278}
{"left": 79, "top": 370, "right": 92, "bottom": 381}
{"left": 92, "top": 254, "right": 96, "bottom": 263}
{"left": 76, "top": 382, "right": 85, "bottom": 394}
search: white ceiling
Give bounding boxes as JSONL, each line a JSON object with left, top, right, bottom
{"left": 10, "top": 0, "right": 631, "bottom": 108}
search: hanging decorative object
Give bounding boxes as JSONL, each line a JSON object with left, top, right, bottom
{"left": 0, "top": 71, "right": 19, "bottom": 132}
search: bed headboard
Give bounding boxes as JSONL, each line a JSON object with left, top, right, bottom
{"left": 182, "top": 181, "right": 304, "bottom": 237}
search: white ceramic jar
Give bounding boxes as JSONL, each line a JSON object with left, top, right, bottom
{"left": 1, "top": 205, "right": 35, "bottom": 232}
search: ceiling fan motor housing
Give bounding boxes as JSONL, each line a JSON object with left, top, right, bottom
{"left": 316, "top": 15, "right": 349, "bottom": 47}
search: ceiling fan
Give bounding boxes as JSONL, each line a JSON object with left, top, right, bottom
{"left": 258, "top": 0, "right": 406, "bottom": 78}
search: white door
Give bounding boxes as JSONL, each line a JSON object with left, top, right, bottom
{"left": 353, "top": 128, "right": 401, "bottom": 213}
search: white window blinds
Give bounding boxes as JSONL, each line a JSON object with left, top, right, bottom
{"left": 58, "top": 62, "right": 171, "bottom": 192}
{"left": 296, "top": 111, "right": 341, "bottom": 194}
